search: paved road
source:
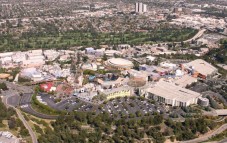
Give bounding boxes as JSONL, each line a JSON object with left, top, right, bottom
{"left": 3, "top": 95, "right": 38, "bottom": 143}
{"left": 180, "top": 124, "right": 227, "bottom": 143}
{"left": 21, "top": 104, "right": 58, "bottom": 119}
{"left": 19, "top": 93, "right": 58, "bottom": 119}
{"left": 183, "top": 29, "right": 206, "bottom": 43}
{"left": 15, "top": 108, "right": 38, "bottom": 143}
{"left": 152, "top": 29, "right": 206, "bottom": 46}
{"left": 218, "top": 138, "right": 227, "bottom": 143}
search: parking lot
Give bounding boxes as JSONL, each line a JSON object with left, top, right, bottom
{"left": 4, "top": 89, "right": 200, "bottom": 120}
{"left": 96, "top": 97, "right": 170, "bottom": 118}
{"left": 39, "top": 93, "right": 97, "bottom": 112}
{"left": 37, "top": 93, "right": 199, "bottom": 119}
{"left": 0, "top": 131, "right": 20, "bottom": 143}
{"left": 38, "top": 93, "right": 167, "bottom": 116}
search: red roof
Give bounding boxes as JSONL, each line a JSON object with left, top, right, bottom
{"left": 40, "top": 82, "right": 53, "bottom": 92}
{"left": 56, "top": 84, "right": 73, "bottom": 95}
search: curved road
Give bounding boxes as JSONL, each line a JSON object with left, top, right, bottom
{"left": 3, "top": 95, "right": 38, "bottom": 143}
{"left": 22, "top": 104, "right": 58, "bottom": 120}
{"left": 19, "top": 93, "right": 58, "bottom": 119}
{"left": 180, "top": 124, "right": 227, "bottom": 143}
{"left": 152, "top": 29, "right": 206, "bottom": 46}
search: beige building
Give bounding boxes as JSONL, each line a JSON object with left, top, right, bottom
{"left": 144, "top": 80, "right": 201, "bottom": 106}
{"left": 106, "top": 58, "right": 134, "bottom": 70}
{"left": 102, "top": 86, "right": 132, "bottom": 100}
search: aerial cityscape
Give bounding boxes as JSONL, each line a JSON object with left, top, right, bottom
{"left": 0, "top": 0, "right": 227, "bottom": 143}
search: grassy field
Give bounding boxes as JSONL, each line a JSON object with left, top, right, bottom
{"left": 0, "top": 28, "right": 198, "bottom": 52}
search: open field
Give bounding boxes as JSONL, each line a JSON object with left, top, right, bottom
{"left": 0, "top": 28, "right": 198, "bottom": 52}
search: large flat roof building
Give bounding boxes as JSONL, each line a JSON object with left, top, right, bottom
{"left": 184, "top": 59, "right": 217, "bottom": 78}
{"left": 145, "top": 80, "right": 201, "bottom": 106}
{"left": 174, "top": 75, "right": 197, "bottom": 87}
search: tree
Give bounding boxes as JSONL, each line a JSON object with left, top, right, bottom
{"left": 170, "top": 136, "right": 175, "bottom": 142}
{"left": 82, "top": 56, "right": 88, "bottom": 63}
{"left": 102, "top": 54, "right": 107, "bottom": 61}
{"left": 133, "top": 61, "right": 139, "bottom": 70}
{"left": 8, "top": 117, "right": 16, "bottom": 129}
{"left": 0, "top": 82, "right": 8, "bottom": 91}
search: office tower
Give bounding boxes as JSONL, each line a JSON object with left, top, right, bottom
{"left": 135, "top": 2, "right": 147, "bottom": 13}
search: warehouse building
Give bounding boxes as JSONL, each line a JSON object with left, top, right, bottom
{"left": 174, "top": 74, "right": 197, "bottom": 87}
{"left": 145, "top": 80, "right": 201, "bottom": 106}
{"left": 184, "top": 59, "right": 218, "bottom": 79}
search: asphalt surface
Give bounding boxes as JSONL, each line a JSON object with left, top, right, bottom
{"left": 152, "top": 29, "right": 206, "bottom": 46}
{"left": 21, "top": 105, "right": 58, "bottom": 119}
{"left": 3, "top": 93, "right": 38, "bottom": 143}
{"left": 15, "top": 108, "right": 38, "bottom": 143}
{"left": 7, "top": 94, "right": 20, "bottom": 107}
{"left": 19, "top": 93, "right": 58, "bottom": 119}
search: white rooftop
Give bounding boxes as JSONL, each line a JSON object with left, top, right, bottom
{"left": 146, "top": 80, "right": 201, "bottom": 102}
{"left": 174, "top": 75, "right": 197, "bottom": 87}
{"left": 215, "top": 109, "right": 227, "bottom": 116}
{"left": 184, "top": 59, "right": 217, "bottom": 76}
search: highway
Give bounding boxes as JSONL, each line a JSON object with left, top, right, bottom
{"left": 180, "top": 124, "right": 227, "bottom": 143}
{"left": 152, "top": 29, "right": 206, "bottom": 46}
{"left": 182, "top": 29, "right": 206, "bottom": 43}
{"left": 3, "top": 94, "right": 38, "bottom": 143}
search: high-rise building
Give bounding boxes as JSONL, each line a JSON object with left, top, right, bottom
{"left": 135, "top": 2, "right": 147, "bottom": 13}
{"left": 135, "top": 3, "right": 139, "bottom": 13}
{"left": 143, "top": 4, "right": 147, "bottom": 13}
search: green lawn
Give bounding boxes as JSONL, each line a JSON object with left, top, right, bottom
{"left": 0, "top": 28, "right": 198, "bottom": 52}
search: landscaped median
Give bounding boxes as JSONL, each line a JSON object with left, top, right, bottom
{"left": 31, "top": 93, "right": 65, "bottom": 116}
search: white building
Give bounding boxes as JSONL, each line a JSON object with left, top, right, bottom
{"left": 135, "top": 2, "right": 147, "bottom": 13}
{"left": 27, "top": 49, "right": 43, "bottom": 56}
{"left": 31, "top": 73, "right": 43, "bottom": 82}
{"left": 184, "top": 59, "right": 218, "bottom": 78}
{"left": 82, "top": 63, "right": 98, "bottom": 71}
{"left": 104, "top": 50, "right": 121, "bottom": 57}
{"left": 44, "top": 50, "right": 59, "bottom": 61}
{"left": 21, "top": 59, "right": 45, "bottom": 68}
{"left": 12, "top": 52, "right": 26, "bottom": 63}
{"left": 144, "top": 80, "right": 201, "bottom": 106}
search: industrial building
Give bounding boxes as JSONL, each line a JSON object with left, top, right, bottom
{"left": 144, "top": 80, "right": 201, "bottom": 107}
{"left": 174, "top": 74, "right": 197, "bottom": 87}
{"left": 184, "top": 59, "right": 218, "bottom": 79}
